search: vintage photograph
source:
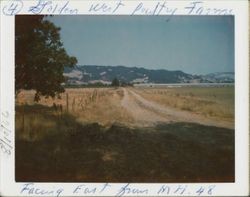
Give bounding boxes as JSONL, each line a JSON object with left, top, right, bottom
{"left": 15, "top": 15, "right": 235, "bottom": 182}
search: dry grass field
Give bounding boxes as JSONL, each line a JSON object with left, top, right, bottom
{"left": 133, "top": 86, "right": 234, "bottom": 122}
{"left": 16, "top": 88, "right": 131, "bottom": 123}
{"left": 16, "top": 86, "right": 234, "bottom": 132}
{"left": 15, "top": 86, "right": 235, "bottom": 182}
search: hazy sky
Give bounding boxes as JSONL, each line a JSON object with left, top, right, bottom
{"left": 49, "top": 15, "right": 234, "bottom": 75}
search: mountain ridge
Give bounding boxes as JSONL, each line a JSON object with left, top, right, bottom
{"left": 64, "top": 65, "right": 234, "bottom": 85}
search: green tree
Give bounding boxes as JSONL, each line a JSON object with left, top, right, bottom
{"left": 15, "top": 16, "right": 77, "bottom": 101}
{"left": 111, "top": 77, "right": 120, "bottom": 87}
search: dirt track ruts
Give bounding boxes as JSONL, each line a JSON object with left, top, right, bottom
{"left": 121, "top": 88, "right": 234, "bottom": 129}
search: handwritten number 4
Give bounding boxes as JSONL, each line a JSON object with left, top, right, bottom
{"left": 196, "top": 187, "right": 205, "bottom": 196}
{"left": 196, "top": 185, "right": 215, "bottom": 196}
{"left": 3, "top": 0, "right": 23, "bottom": 16}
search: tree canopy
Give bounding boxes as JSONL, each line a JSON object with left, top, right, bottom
{"left": 111, "top": 77, "right": 120, "bottom": 87}
{"left": 15, "top": 15, "right": 77, "bottom": 101}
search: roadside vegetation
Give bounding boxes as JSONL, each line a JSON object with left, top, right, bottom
{"left": 16, "top": 104, "right": 234, "bottom": 182}
{"left": 16, "top": 88, "right": 134, "bottom": 127}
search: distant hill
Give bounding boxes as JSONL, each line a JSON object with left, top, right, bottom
{"left": 202, "top": 72, "right": 234, "bottom": 83}
{"left": 63, "top": 65, "right": 234, "bottom": 85}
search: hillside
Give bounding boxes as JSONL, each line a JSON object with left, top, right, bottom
{"left": 64, "top": 65, "right": 234, "bottom": 85}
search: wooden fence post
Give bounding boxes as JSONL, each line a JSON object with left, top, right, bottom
{"left": 66, "top": 93, "right": 69, "bottom": 113}
{"left": 72, "top": 97, "right": 75, "bottom": 112}
{"left": 22, "top": 104, "right": 25, "bottom": 132}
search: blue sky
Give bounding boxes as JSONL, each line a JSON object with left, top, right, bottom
{"left": 49, "top": 15, "right": 234, "bottom": 75}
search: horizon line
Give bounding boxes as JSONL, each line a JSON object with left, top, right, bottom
{"left": 74, "top": 64, "right": 235, "bottom": 75}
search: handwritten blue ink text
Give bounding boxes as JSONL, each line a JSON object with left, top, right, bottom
{"left": 131, "top": 1, "right": 177, "bottom": 16}
{"left": 20, "top": 183, "right": 64, "bottom": 197}
{"left": 2, "top": 0, "right": 23, "bottom": 16}
{"left": 116, "top": 183, "right": 149, "bottom": 197}
{"left": 28, "top": 0, "right": 78, "bottom": 14}
{"left": 89, "top": 0, "right": 125, "bottom": 14}
{"left": 185, "top": 1, "right": 233, "bottom": 15}
{"left": 0, "top": 111, "right": 12, "bottom": 155}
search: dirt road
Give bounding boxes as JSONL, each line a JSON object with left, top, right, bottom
{"left": 121, "top": 88, "right": 234, "bottom": 129}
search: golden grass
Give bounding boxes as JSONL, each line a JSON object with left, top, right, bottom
{"left": 16, "top": 86, "right": 234, "bottom": 133}
{"left": 16, "top": 88, "right": 134, "bottom": 127}
{"left": 133, "top": 86, "right": 234, "bottom": 122}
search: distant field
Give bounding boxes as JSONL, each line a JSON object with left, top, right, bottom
{"left": 133, "top": 86, "right": 234, "bottom": 123}
{"left": 15, "top": 86, "right": 235, "bottom": 182}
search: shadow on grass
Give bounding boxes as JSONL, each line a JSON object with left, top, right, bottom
{"left": 16, "top": 105, "right": 234, "bottom": 182}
